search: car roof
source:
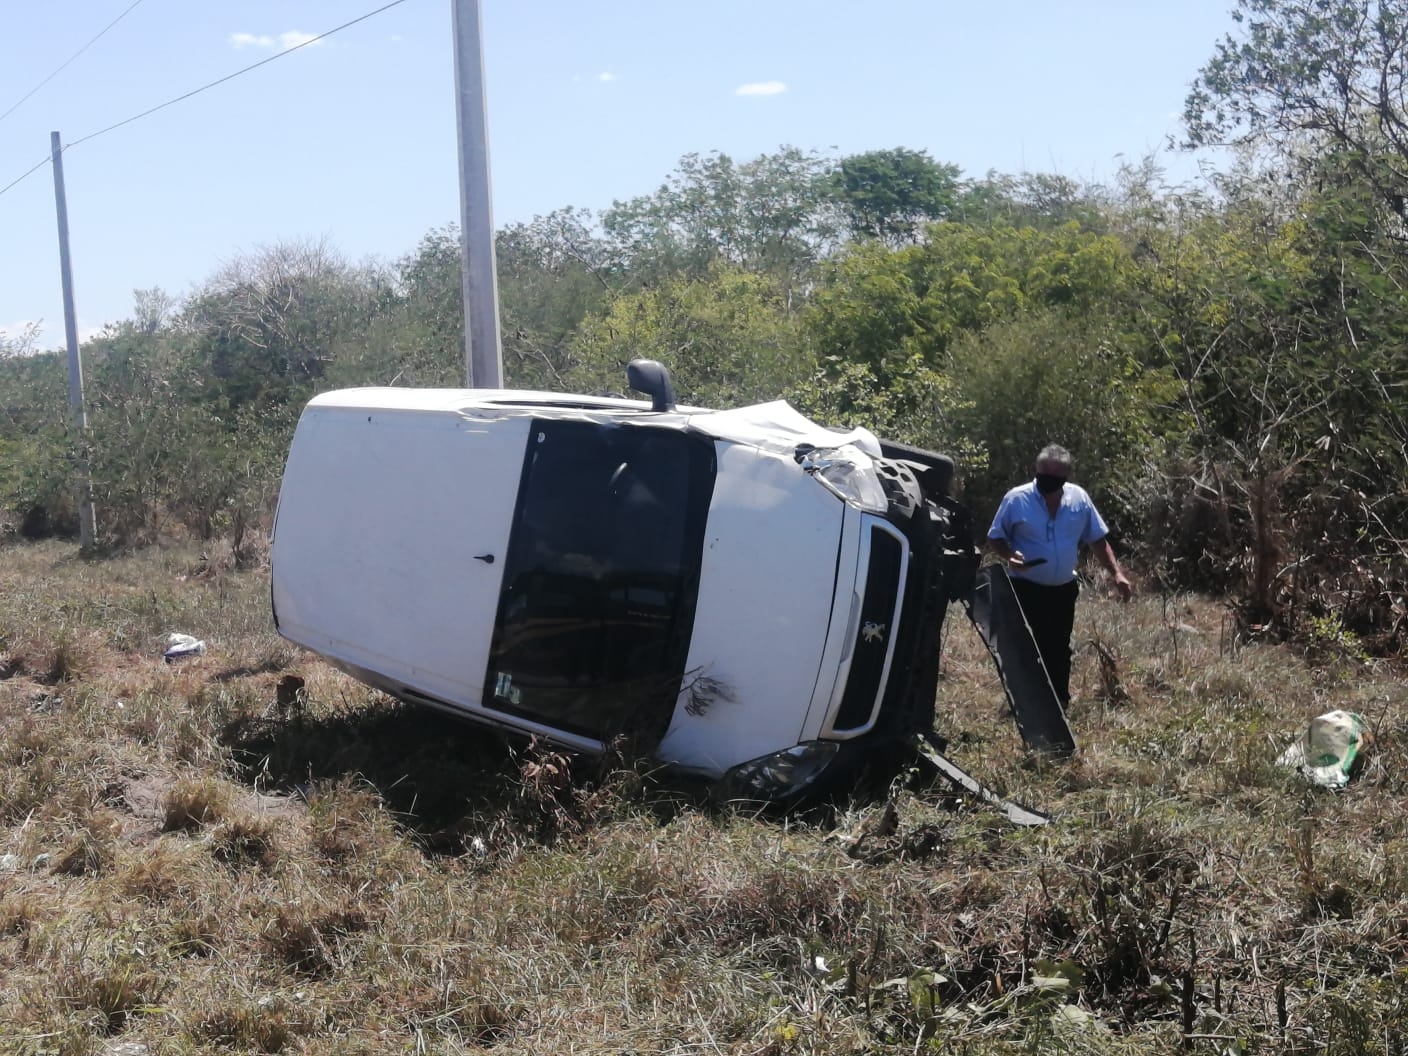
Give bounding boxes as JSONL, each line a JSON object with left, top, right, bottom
{"left": 304, "top": 387, "right": 881, "bottom": 455}
{"left": 306, "top": 387, "right": 670, "bottom": 415}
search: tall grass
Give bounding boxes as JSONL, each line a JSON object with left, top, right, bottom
{"left": 0, "top": 540, "right": 1404, "bottom": 1053}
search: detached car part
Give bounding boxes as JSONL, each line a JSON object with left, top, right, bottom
{"left": 965, "top": 566, "right": 1077, "bottom": 756}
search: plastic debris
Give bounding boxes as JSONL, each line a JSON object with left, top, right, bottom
{"left": 163, "top": 632, "right": 206, "bottom": 663}
{"left": 1277, "top": 710, "right": 1369, "bottom": 788}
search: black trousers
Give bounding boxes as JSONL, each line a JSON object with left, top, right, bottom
{"left": 1009, "top": 578, "right": 1079, "bottom": 707}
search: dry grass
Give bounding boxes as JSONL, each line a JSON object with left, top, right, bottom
{"left": 0, "top": 538, "right": 1405, "bottom": 1054}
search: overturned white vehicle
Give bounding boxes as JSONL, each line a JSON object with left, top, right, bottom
{"left": 270, "top": 362, "right": 983, "bottom": 805}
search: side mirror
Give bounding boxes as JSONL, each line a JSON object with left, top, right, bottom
{"left": 626, "top": 359, "right": 677, "bottom": 412}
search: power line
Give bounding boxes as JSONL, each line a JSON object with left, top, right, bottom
{"left": 0, "top": 0, "right": 413, "bottom": 199}
{"left": 68, "top": 0, "right": 413, "bottom": 150}
{"left": 0, "top": 0, "right": 148, "bottom": 126}
{"left": 0, "top": 156, "right": 51, "bottom": 200}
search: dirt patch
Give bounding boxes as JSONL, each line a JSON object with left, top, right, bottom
{"left": 106, "top": 772, "right": 302, "bottom": 842}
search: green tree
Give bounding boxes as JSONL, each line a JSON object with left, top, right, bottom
{"left": 1111, "top": 155, "right": 1408, "bottom": 634}
{"left": 74, "top": 322, "right": 291, "bottom": 548}
{"left": 956, "top": 171, "right": 1111, "bottom": 231}
{"left": 1184, "top": 0, "right": 1408, "bottom": 226}
{"left": 946, "top": 308, "right": 1183, "bottom": 520}
{"left": 497, "top": 209, "right": 617, "bottom": 389}
{"left": 602, "top": 147, "right": 837, "bottom": 300}
{"left": 326, "top": 226, "right": 466, "bottom": 389}
{"left": 568, "top": 266, "right": 807, "bottom": 409}
{"left": 0, "top": 348, "right": 72, "bottom": 537}
{"left": 830, "top": 148, "right": 961, "bottom": 245}
{"left": 0, "top": 322, "right": 41, "bottom": 357}
{"left": 180, "top": 239, "right": 389, "bottom": 408}
{"left": 344, "top": 214, "right": 618, "bottom": 393}
{"left": 805, "top": 220, "right": 1135, "bottom": 390}
{"left": 789, "top": 352, "right": 977, "bottom": 465}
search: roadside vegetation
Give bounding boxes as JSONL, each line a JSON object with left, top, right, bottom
{"left": 0, "top": 542, "right": 1404, "bottom": 1054}
{"left": 2, "top": 0, "right": 1408, "bottom": 1050}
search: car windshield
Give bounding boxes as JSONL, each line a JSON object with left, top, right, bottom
{"left": 485, "top": 418, "right": 715, "bottom": 742}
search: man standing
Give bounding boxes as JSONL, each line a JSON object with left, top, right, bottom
{"left": 986, "top": 444, "right": 1132, "bottom": 708}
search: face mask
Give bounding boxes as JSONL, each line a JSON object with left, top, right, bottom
{"left": 1035, "top": 473, "right": 1066, "bottom": 495}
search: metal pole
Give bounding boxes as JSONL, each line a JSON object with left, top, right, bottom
{"left": 450, "top": 0, "right": 504, "bottom": 387}
{"left": 50, "top": 131, "right": 97, "bottom": 551}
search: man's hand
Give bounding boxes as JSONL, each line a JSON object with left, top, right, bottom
{"left": 1090, "top": 537, "right": 1132, "bottom": 601}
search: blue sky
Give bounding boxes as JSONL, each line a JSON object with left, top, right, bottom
{"left": 1, "top": 0, "right": 1239, "bottom": 350}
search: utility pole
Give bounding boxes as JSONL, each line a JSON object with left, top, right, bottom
{"left": 450, "top": 0, "right": 504, "bottom": 387}
{"left": 50, "top": 131, "right": 97, "bottom": 552}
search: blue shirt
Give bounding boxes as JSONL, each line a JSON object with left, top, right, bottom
{"left": 987, "top": 480, "right": 1109, "bottom": 586}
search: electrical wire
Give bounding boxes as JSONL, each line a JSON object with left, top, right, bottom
{"left": 0, "top": 0, "right": 413, "bottom": 200}
{"left": 67, "top": 0, "right": 412, "bottom": 150}
{"left": 0, "top": 0, "right": 147, "bottom": 126}
{"left": 0, "top": 156, "right": 52, "bottom": 200}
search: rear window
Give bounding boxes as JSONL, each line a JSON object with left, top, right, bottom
{"left": 485, "top": 418, "right": 715, "bottom": 741}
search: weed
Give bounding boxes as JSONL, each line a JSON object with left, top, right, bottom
{"left": 191, "top": 999, "right": 304, "bottom": 1052}
{"left": 118, "top": 839, "right": 207, "bottom": 902}
{"left": 161, "top": 776, "right": 234, "bottom": 832}
{"left": 1, "top": 542, "right": 1406, "bottom": 1053}
{"left": 210, "top": 812, "right": 280, "bottom": 868}
{"left": 50, "top": 809, "right": 122, "bottom": 876}
{"left": 0, "top": 891, "right": 45, "bottom": 938}
{"left": 165, "top": 908, "right": 228, "bottom": 958}
{"left": 305, "top": 780, "right": 398, "bottom": 862}
{"left": 0, "top": 626, "right": 103, "bottom": 686}
{"left": 404, "top": 991, "right": 525, "bottom": 1047}
{"left": 56, "top": 954, "right": 170, "bottom": 1034}
{"left": 1304, "top": 612, "right": 1373, "bottom": 665}
{"left": 260, "top": 900, "right": 371, "bottom": 977}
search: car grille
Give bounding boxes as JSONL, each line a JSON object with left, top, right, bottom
{"left": 831, "top": 525, "right": 905, "bottom": 733}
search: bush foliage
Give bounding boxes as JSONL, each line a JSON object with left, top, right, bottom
{"left": 1, "top": 131, "right": 1405, "bottom": 652}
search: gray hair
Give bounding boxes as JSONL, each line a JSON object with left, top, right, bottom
{"left": 1036, "top": 444, "right": 1073, "bottom": 471}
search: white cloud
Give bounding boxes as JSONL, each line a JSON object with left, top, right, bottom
{"left": 596, "top": 71, "right": 618, "bottom": 83}
{"left": 279, "top": 30, "right": 320, "bottom": 49}
{"left": 229, "top": 30, "right": 322, "bottom": 51}
{"left": 735, "top": 81, "right": 786, "bottom": 97}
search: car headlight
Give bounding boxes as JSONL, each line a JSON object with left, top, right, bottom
{"left": 714, "top": 741, "right": 842, "bottom": 804}
{"left": 799, "top": 444, "right": 889, "bottom": 512}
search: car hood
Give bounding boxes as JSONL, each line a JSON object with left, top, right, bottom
{"left": 655, "top": 438, "right": 849, "bottom": 777}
